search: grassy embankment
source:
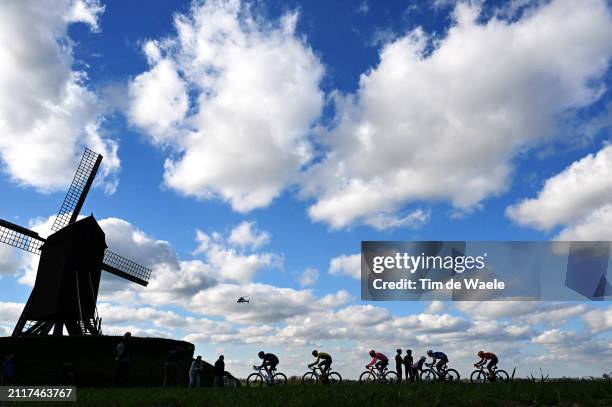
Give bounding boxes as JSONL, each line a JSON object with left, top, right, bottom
{"left": 14, "top": 380, "right": 612, "bottom": 406}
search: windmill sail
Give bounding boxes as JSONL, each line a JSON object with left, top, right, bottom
{"left": 51, "top": 148, "right": 102, "bottom": 232}
{"left": 0, "top": 219, "right": 45, "bottom": 254}
{"left": 102, "top": 250, "right": 152, "bottom": 286}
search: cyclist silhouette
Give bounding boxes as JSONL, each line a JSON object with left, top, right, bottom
{"left": 309, "top": 350, "right": 332, "bottom": 375}
{"left": 366, "top": 350, "right": 388, "bottom": 375}
{"left": 257, "top": 351, "right": 279, "bottom": 375}
{"left": 426, "top": 350, "right": 448, "bottom": 374}
{"left": 474, "top": 350, "right": 498, "bottom": 377}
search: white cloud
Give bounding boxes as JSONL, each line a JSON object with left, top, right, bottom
{"left": 0, "top": 0, "right": 119, "bottom": 193}
{"left": 193, "top": 228, "right": 281, "bottom": 283}
{"left": 328, "top": 253, "right": 361, "bottom": 279}
{"left": 0, "top": 245, "right": 21, "bottom": 278}
{"left": 507, "top": 144, "right": 612, "bottom": 238}
{"left": 299, "top": 267, "right": 319, "bottom": 287}
{"left": 582, "top": 306, "right": 612, "bottom": 333}
{"left": 97, "top": 302, "right": 232, "bottom": 334}
{"left": 454, "top": 301, "right": 588, "bottom": 327}
{"left": 364, "top": 209, "right": 430, "bottom": 230}
{"left": 425, "top": 300, "right": 445, "bottom": 314}
{"left": 127, "top": 57, "right": 188, "bottom": 145}
{"left": 190, "top": 282, "right": 320, "bottom": 323}
{"left": 393, "top": 312, "right": 470, "bottom": 333}
{"left": 228, "top": 221, "right": 270, "bottom": 249}
{"left": 336, "top": 305, "right": 391, "bottom": 326}
{"left": 302, "top": 0, "right": 612, "bottom": 228}
{"left": 316, "top": 290, "right": 353, "bottom": 308}
{"left": 555, "top": 205, "right": 612, "bottom": 240}
{"left": 128, "top": 0, "right": 324, "bottom": 212}
{"left": 0, "top": 302, "right": 25, "bottom": 325}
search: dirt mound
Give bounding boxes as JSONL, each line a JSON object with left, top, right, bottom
{"left": 0, "top": 335, "right": 215, "bottom": 387}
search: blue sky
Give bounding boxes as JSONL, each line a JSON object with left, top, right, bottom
{"left": 0, "top": 0, "right": 611, "bottom": 379}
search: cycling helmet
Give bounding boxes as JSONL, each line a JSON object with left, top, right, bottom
{"left": 427, "top": 350, "right": 433, "bottom": 356}
{"left": 477, "top": 350, "right": 484, "bottom": 357}
{"left": 369, "top": 350, "right": 376, "bottom": 357}
{"left": 258, "top": 351, "right": 265, "bottom": 358}
{"left": 312, "top": 350, "right": 318, "bottom": 356}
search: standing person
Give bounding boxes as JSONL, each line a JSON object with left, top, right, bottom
{"left": 395, "top": 349, "right": 403, "bottom": 383}
{"left": 1, "top": 355, "right": 14, "bottom": 386}
{"left": 189, "top": 356, "right": 203, "bottom": 388}
{"left": 213, "top": 355, "right": 225, "bottom": 387}
{"left": 403, "top": 349, "right": 414, "bottom": 383}
{"left": 411, "top": 356, "right": 426, "bottom": 382}
{"left": 114, "top": 332, "right": 131, "bottom": 387}
{"left": 163, "top": 347, "right": 180, "bottom": 387}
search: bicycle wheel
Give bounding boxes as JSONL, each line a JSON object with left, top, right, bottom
{"left": 301, "top": 371, "right": 318, "bottom": 385}
{"left": 495, "top": 370, "right": 509, "bottom": 382}
{"left": 247, "top": 373, "right": 263, "bottom": 387}
{"left": 272, "top": 372, "right": 287, "bottom": 386}
{"left": 470, "top": 370, "right": 487, "bottom": 384}
{"left": 444, "top": 368, "right": 460, "bottom": 382}
{"left": 383, "top": 371, "right": 399, "bottom": 384}
{"left": 420, "top": 369, "right": 436, "bottom": 382}
{"left": 359, "top": 371, "right": 376, "bottom": 384}
{"left": 327, "top": 372, "right": 342, "bottom": 385}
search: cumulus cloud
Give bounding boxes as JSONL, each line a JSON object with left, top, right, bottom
{"left": 112, "top": 218, "right": 282, "bottom": 304}
{"left": 190, "top": 282, "right": 321, "bottom": 323}
{"left": 0, "top": 302, "right": 25, "bottom": 326}
{"left": 454, "top": 301, "right": 588, "bottom": 327}
{"left": 302, "top": 0, "right": 612, "bottom": 228}
{"left": 127, "top": 0, "right": 324, "bottom": 212}
{"left": 337, "top": 304, "right": 391, "bottom": 326}
{"left": 424, "top": 300, "right": 445, "bottom": 314}
{"left": 193, "top": 226, "right": 281, "bottom": 283}
{"left": 507, "top": 144, "right": 612, "bottom": 239}
{"left": 228, "top": 221, "right": 270, "bottom": 249}
{"left": 0, "top": 245, "right": 21, "bottom": 278}
{"left": 582, "top": 306, "right": 612, "bottom": 333}
{"left": 328, "top": 253, "right": 361, "bottom": 279}
{"left": 0, "top": 0, "right": 119, "bottom": 193}
{"left": 299, "top": 267, "right": 319, "bottom": 287}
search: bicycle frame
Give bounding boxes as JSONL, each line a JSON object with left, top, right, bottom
{"left": 367, "top": 366, "right": 387, "bottom": 381}
{"left": 427, "top": 363, "right": 448, "bottom": 378}
{"left": 309, "top": 366, "right": 329, "bottom": 377}
{"left": 253, "top": 366, "right": 274, "bottom": 381}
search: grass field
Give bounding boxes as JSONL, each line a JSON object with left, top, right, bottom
{"left": 18, "top": 380, "right": 612, "bottom": 406}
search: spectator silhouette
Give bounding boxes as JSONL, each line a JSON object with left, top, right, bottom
{"left": 163, "top": 347, "right": 181, "bottom": 387}
{"left": 1, "top": 355, "right": 14, "bottom": 385}
{"left": 395, "top": 349, "right": 403, "bottom": 383}
{"left": 403, "top": 349, "right": 413, "bottom": 383}
{"left": 59, "top": 362, "right": 74, "bottom": 385}
{"left": 114, "top": 332, "right": 131, "bottom": 387}
{"left": 213, "top": 355, "right": 225, "bottom": 387}
{"left": 189, "top": 356, "right": 204, "bottom": 388}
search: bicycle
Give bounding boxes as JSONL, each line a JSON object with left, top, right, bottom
{"left": 420, "top": 362, "right": 460, "bottom": 382}
{"left": 470, "top": 365, "right": 509, "bottom": 383}
{"left": 301, "top": 365, "right": 342, "bottom": 385}
{"left": 359, "top": 366, "right": 399, "bottom": 384}
{"left": 246, "top": 365, "right": 288, "bottom": 387}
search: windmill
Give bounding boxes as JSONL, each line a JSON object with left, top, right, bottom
{"left": 0, "top": 148, "right": 151, "bottom": 337}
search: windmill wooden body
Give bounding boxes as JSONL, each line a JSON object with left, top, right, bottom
{"left": 0, "top": 148, "right": 151, "bottom": 336}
